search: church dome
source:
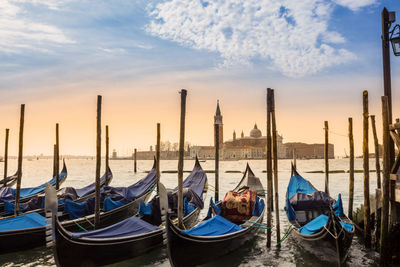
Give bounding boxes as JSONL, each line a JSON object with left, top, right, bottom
{"left": 250, "top": 124, "right": 262, "bottom": 138}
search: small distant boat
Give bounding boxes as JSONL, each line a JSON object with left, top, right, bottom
{"left": 285, "top": 165, "right": 354, "bottom": 265}
{"left": 50, "top": 158, "right": 208, "bottom": 266}
{"left": 165, "top": 163, "right": 265, "bottom": 266}
{"left": 0, "top": 172, "right": 18, "bottom": 187}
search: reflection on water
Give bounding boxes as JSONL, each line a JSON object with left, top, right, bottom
{"left": 0, "top": 158, "right": 380, "bottom": 266}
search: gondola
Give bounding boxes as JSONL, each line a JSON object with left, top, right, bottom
{"left": 285, "top": 165, "right": 354, "bottom": 265}
{"left": 50, "top": 158, "right": 208, "bottom": 266}
{"left": 0, "top": 161, "right": 68, "bottom": 213}
{"left": 165, "top": 163, "right": 265, "bottom": 267}
{"left": 0, "top": 161, "right": 155, "bottom": 255}
{"left": 0, "top": 166, "right": 113, "bottom": 216}
{"left": 0, "top": 171, "right": 18, "bottom": 187}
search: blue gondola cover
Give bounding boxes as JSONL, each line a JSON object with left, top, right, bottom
{"left": 104, "top": 198, "right": 126, "bottom": 212}
{"left": 182, "top": 215, "right": 242, "bottom": 236}
{"left": 333, "top": 193, "right": 344, "bottom": 217}
{"left": 299, "top": 214, "right": 329, "bottom": 235}
{"left": 175, "top": 163, "right": 207, "bottom": 200}
{"left": 71, "top": 216, "right": 160, "bottom": 239}
{"left": 0, "top": 212, "right": 48, "bottom": 231}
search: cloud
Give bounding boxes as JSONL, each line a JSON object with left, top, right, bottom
{"left": 145, "top": 0, "right": 377, "bottom": 77}
{"left": 0, "top": 0, "right": 73, "bottom": 54}
{"left": 333, "top": 0, "right": 377, "bottom": 11}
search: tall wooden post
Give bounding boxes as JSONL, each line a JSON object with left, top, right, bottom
{"left": 370, "top": 115, "right": 382, "bottom": 189}
{"left": 380, "top": 96, "right": 390, "bottom": 262}
{"left": 214, "top": 123, "right": 219, "bottom": 202}
{"left": 381, "top": 8, "right": 394, "bottom": 167}
{"left": 55, "top": 123, "right": 60, "bottom": 190}
{"left": 53, "top": 144, "right": 57, "bottom": 178}
{"left": 3, "top": 129, "right": 9, "bottom": 187}
{"left": 293, "top": 148, "right": 296, "bottom": 169}
{"left": 324, "top": 121, "right": 329, "bottom": 194}
{"left": 94, "top": 95, "right": 102, "bottom": 228}
{"left": 156, "top": 123, "right": 161, "bottom": 192}
{"left": 177, "top": 89, "right": 187, "bottom": 229}
{"left": 105, "top": 125, "right": 109, "bottom": 183}
{"left": 271, "top": 89, "right": 281, "bottom": 244}
{"left": 266, "top": 88, "right": 273, "bottom": 248}
{"left": 134, "top": 148, "right": 137, "bottom": 173}
{"left": 363, "top": 90, "right": 371, "bottom": 248}
{"left": 14, "top": 104, "right": 25, "bottom": 216}
{"left": 348, "top": 118, "right": 354, "bottom": 220}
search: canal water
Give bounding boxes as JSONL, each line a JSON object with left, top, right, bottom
{"left": 0, "top": 158, "right": 379, "bottom": 266}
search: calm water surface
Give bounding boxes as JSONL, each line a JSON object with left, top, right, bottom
{"left": 0, "top": 158, "right": 379, "bottom": 266}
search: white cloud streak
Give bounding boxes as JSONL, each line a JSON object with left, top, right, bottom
{"left": 0, "top": 1, "right": 73, "bottom": 54}
{"left": 333, "top": 0, "right": 377, "bottom": 11}
{"left": 146, "top": 0, "right": 375, "bottom": 77}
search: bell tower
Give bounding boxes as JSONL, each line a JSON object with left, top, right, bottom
{"left": 214, "top": 100, "right": 223, "bottom": 146}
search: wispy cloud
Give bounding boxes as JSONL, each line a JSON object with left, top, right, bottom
{"left": 0, "top": 0, "right": 73, "bottom": 54}
{"left": 146, "top": 0, "right": 376, "bottom": 77}
{"left": 333, "top": 0, "right": 378, "bottom": 11}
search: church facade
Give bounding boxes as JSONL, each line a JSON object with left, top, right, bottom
{"left": 190, "top": 101, "right": 286, "bottom": 160}
{"left": 190, "top": 101, "right": 334, "bottom": 160}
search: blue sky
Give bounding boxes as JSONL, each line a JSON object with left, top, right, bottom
{"left": 0, "top": 0, "right": 400, "bottom": 156}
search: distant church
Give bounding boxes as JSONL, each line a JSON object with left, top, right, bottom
{"left": 190, "top": 101, "right": 286, "bottom": 160}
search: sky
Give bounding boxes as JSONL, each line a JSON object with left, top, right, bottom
{"left": 0, "top": 0, "right": 400, "bottom": 157}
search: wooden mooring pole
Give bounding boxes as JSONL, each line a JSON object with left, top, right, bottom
{"left": 14, "top": 104, "right": 25, "bottom": 216}
{"left": 53, "top": 144, "right": 57, "bottom": 179}
{"left": 214, "top": 122, "right": 219, "bottom": 202}
{"left": 266, "top": 88, "right": 273, "bottom": 248}
{"left": 370, "top": 115, "right": 381, "bottom": 189}
{"left": 134, "top": 148, "right": 137, "bottom": 173}
{"left": 177, "top": 89, "right": 187, "bottom": 229}
{"left": 363, "top": 90, "right": 371, "bottom": 248}
{"left": 271, "top": 89, "right": 281, "bottom": 244}
{"left": 55, "top": 123, "right": 60, "bottom": 190}
{"left": 348, "top": 118, "right": 354, "bottom": 220}
{"left": 156, "top": 123, "right": 161, "bottom": 192}
{"left": 371, "top": 115, "right": 382, "bottom": 248}
{"left": 324, "top": 121, "right": 329, "bottom": 194}
{"left": 105, "top": 125, "right": 109, "bottom": 183}
{"left": 94, "top": 95, "right": 102, "bottom": 228}
{"left": 3, "top": 129, "right": 9, "bottom": 187}
{"left": 380, "top": 96, "right": 390, "bottom": 262}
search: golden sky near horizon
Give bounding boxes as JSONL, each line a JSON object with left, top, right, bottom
{"left": 0, "top": 72, "right": 398, "bottom": 158}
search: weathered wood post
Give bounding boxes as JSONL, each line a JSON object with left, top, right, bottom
{"left": 134, "top": 148, "right": 137, "bottom": 173}
{"left": 271, "top": 89, "right": 281, "bottom": 244}
{"left": 324, "top": 121, "right": 329, "bottom": 194}
{"left": 266, "top": 88, "right": 273, "bottom": 248}
{"left": 293, "top": 148, "right": 297, "bottom": 169}
{"left": 214, "top": 122, "right": 219, "bottom": 202}
{"left": 363, "top": 90, "right": 371, "bottom": 248}
{"left": 55, "top": 123, "right": 60, "bottom": 190}
{"left": 177, "top": 89, "right": 187, "bottom": 229}
{"left": 156, "top": 123, "right": 161, "bottom": 192}
{"left": 94, "top": 95, "right": 102, "bottom": 228}
{"left": 53, "top": 144, "right": 57, "bottom": 178}
{"left": 370, "top": 115, "right": 381, "bottom": 189}
{"left": 105, "top": 125, "right": 109, "bottom": 183}
{"left": 370, "top": 115, "right": 382, "bottom": 248}
{"left": 3, "top": 128, "right": 9, "bottom": 187}
{"left": 348, "top": 118, "right": 354, "bottom": 220}
{"left": 380, "top": 96, "right": 390, "bottom": 262}
{"left": 14, "top": 104, "right": 25, "bottom": 216}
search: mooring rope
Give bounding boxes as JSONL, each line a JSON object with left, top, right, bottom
{"left": 84, "top": 217, "right": 95, "bottom": 229}
{"left": 276, "top": 225, "right": 293, "bottom": 246}
{"left": 74, "top": 221, "right": 88, "bottom": 232}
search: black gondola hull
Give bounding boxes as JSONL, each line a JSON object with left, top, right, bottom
{"left": 166, "top": 213, "right": 264, "bottom": 267}
{"left": 292, "top": 221, "right": 354, "bottom": 264}
{"left": 0, "top": 187, "right": 152, "bottom": 255}
{"left": 53, "top": 208, "right": 201, "bottom": 267}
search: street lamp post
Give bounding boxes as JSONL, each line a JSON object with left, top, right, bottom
{"left": 381, "top": 7, "right": 396, "bottom": 166}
